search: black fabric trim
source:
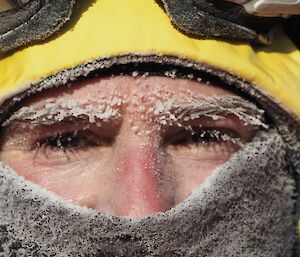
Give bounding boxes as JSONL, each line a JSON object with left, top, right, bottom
{"left": 0, "top": 0, "right": 75, "bottom": 53}
{"left": 160, "top": 0, "right": 283, "bottom": 44}
{"left": 284, "top": 16, "right": 300, "bottom": 49}
{"left": 0, "top": 0, "right": 42, "bottom": 35}
{"left": 0, "top": 0, "right": 298, "bottom": 52}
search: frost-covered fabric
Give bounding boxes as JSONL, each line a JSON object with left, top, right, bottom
{"left": 0, "top": 0, "right": 75, "bottom": 53}
{"left": 161, "top": 0, "right": 282, "bottom": 44}
{"left": 0, "top": 130, "right": 296, "bottom": 257}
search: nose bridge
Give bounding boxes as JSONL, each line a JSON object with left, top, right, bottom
{"left": 112, "top": 111, "right": 170, "bottom": 217}
{"left": 115, "top": 146, "right": 165, "bottom": 217}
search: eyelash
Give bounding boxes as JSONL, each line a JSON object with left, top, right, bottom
{"left": 34, "top": 131, "right": 98, "bottom": 152}
{"left": 166, "top": 127, "right": 242, "bottom": 146}
{"left": 34, "top": 127, "right": 241, "bottom": 153}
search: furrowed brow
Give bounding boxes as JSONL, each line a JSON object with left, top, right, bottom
{"left": 153, "top": 95, "right": 268, "bottom": 128}
{"left": 2, "top": 98, "right": 122, "bottom": 127}
{"left": 2, "top": 94, "right": 268, "bottom": 130}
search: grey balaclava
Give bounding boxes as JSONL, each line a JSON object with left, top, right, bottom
{"left": 0, "top": 59, "right": 298, "bottom": 256}
{"left": 0, "top": 130, "right": 296, "bottom": 256}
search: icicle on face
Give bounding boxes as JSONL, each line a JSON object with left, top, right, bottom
{"left": 0, "top": 76, "right": 267, "bottom": 217}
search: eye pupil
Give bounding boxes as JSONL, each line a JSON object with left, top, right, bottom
{"left": 191, "top": 130, "right": 217, "bottom": 143}
{"left": 47, "top": 134, "right": 80, "bottom": 149}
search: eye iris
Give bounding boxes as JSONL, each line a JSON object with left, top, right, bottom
{"left": 190, "top": 129, "right": 239, "bottom": 144}
{"left": 47, "top": 134, "right": 80, "bottom": 149}
{"left": 191, "top": 130, "right": 215, "bottom": 143}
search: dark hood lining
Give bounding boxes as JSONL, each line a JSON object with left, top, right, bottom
{"left": 0, "top": 54, "right": 298, "bottom": 127}
{"left": 284, "top": 15, "right": 300, "bottom": 49}
{"left": 0, "top": 54, "right": 299, "bottom": 254}
{"left": 0, "top": 55, "right": 273, "bottom": 125}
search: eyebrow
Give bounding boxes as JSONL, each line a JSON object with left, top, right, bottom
{"left": 151, "top": 95, "right": 268, "bottom": 128}
{"left": 2, "top": 98, "right": 122, "bottom": 127}
{"left": 2, "top": 95, "right": 267, "bottom": 129}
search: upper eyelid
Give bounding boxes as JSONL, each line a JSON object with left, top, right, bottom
{"left": 164, "top": 128, "right": 246, "bottom": 147}
{"left": 5, "top": 114, "right": 254, "bottom": 141}
{"left": 34, "top": 132, "right": 93, "bottom": 148}
{"left": 33, "top": 129, "right": 114, "bottom": 148}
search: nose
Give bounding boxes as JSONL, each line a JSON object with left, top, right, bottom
{"left": 112, "top": 132, "right": 171, "bottom": 218}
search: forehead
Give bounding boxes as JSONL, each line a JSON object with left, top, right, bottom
{"left": 23, "top": 76, "right": 236, "bottom": 107}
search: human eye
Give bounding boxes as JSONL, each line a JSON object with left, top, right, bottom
{"left": 168, "top": 127, "right": 242, "bottom": 146}
{"left": 35, "top": 130, "right": 99, "bottom": 151}
{"left": 164, "top": 116, "right": 256, "bottom": 163}
{"left": 166, "top": 127, "right": 241, "bottom": 162}
{"left": 0, "top": 121, "right": 113, "bottom": 167}
{"left": 32, "top": 129, "right": 101, "bottom": 157}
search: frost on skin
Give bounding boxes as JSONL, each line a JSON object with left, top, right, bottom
{"left": 3, "top": 95, "right": 124, "bottom": 126}
{"left": 151, "top": 95, "right": 267, "bottom": 128}
{"left": 3, "top": 89, "right": 267, "bottom": 135}
{"left": 1, "top": 83, "right": 268, "bottom": 150}
{"left": 0, "top": 77, "right": 269, "bottom": 217}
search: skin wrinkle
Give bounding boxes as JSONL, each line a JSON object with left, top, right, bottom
{"left": 0, "top": 76, "right": 267, "bottom": 218}
{"left": 2, "top": 94, "right": 267, "bottom": 130}
{"left": 0, "top": 0, "right": 297, "bottom": 251}
{"left": 0, "top": 72, "right": 297, "bottom": 255}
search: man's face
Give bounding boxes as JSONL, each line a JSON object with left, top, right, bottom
{"left": 0, "top": 76, "right": 258, "bottom": 218}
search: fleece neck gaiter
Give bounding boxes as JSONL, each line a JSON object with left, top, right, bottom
{"left": 0, "top": 129, "right": 296, "bottom": 257}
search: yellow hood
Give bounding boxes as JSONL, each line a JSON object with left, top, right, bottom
{"left": 0, "top": 0, "right": 299, "bottom": 121}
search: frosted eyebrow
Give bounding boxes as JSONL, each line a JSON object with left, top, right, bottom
{"left": 2, "top": 94, "right": 267, "bottom": 129}
{"left": 151, "top": 95, "right": 268, "bottom": 128}
{"left": 2, "top": 98, "right": 123, "bottom": 127}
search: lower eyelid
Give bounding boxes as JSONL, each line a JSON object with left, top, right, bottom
{"left": 31, "top": 147, "right": 85, "bottom": 166}
{"left": 167, "top": 140, "right": 240, "bottom": 151}
{"left": 166, "top": 144, "right": 239, "bottom": 162}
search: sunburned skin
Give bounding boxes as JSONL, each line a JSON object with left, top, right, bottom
{"left": 0, "top": 76, "right": 266, "bottom": 218}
